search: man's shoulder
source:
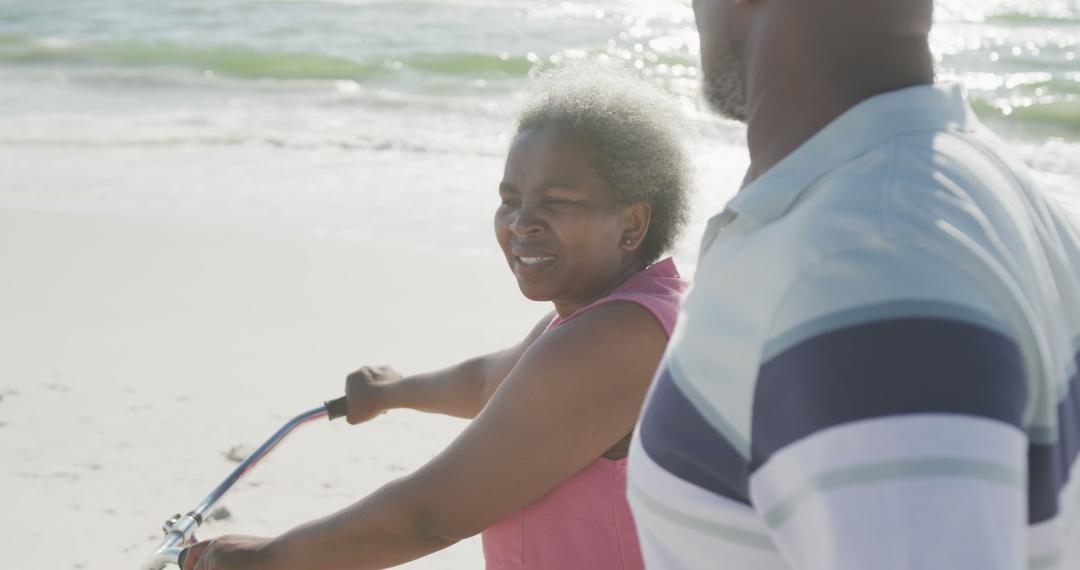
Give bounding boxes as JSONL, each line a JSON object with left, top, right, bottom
{"left": 772, "top": 122, "right": 1050, "bottom": 274}
{"left": 673, "top": 127, "right": 1039, "bottom": 449}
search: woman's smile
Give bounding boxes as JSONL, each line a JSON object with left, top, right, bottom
{"left": 512, "top": 245, "right": 559, "bottom": 276}
{"left": 514, "top": 255, "right": 557, "bottom": 274}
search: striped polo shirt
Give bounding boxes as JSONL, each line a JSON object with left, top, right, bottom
{"left": 627, "top": 83, "right": 1080, "bottom": 569}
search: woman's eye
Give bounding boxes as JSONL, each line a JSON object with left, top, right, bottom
{"left": 500, "top": 198, "right": 519, "bottom": 207}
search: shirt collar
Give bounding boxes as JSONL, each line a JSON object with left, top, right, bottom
{"left": 723, "top": 82, "right": 980, "bottom": 225}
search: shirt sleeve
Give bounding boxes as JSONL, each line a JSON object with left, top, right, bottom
{"left": 746, "top": 243, "right": 1030, "bottom": 570}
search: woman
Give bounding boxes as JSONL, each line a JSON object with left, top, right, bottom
{"left": 185, "top": 65, "right": 691, "bottom": 570}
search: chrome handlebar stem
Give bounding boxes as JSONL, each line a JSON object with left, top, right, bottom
{"left": 141, "top": 405, "right": 331, "bottom": 569}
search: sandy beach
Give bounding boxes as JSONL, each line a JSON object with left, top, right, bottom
{"left": 0, "top": 208, "right": 549, "bottom": 569}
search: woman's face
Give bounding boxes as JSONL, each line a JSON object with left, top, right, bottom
{"left": 495, "top": 127, "right": 646, "bottom": 315}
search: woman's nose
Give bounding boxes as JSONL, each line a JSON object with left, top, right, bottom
{"left": 509, "top": 207, "right": 544, "bottom": 237}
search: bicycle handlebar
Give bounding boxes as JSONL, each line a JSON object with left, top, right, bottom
{"left": 141, "top": 397, "right": 348, "bottom": 569}
{"left": 325, "top": 395, "right": 348, "bottom": 421}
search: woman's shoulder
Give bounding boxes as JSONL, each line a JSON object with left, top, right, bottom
{"left": 536, "top": 301, "right": 671, "bottom": 361}
{"left": 623, "top": 257, "right": 686, "bottom": 291}
{"left": 565, "top": 257, "right": 688, "bottom": 337}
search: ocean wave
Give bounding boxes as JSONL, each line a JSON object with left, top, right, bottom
{"left": 970, "top": 96, "right": 1080, "bottom": 140}
{"left": 0, "top": 35, "right": 533, "bottom": 81}
{"left": 0, "top": 131, "right": 506, "bottom": 156}
{"left": 986, "top": 12, "right": 1080, "bottom": 26}
{"left": 405, "top": 53, "right": 531, "bottom": 77}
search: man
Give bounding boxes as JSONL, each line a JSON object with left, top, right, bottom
{"left": 626, "top": 0, "right": 1080, "bottom": 569}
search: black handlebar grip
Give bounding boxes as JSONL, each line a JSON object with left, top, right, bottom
{"left": 177, "top": 546, "right": 190, "bottom": 569}
{"left": 325, "top": 396, "right": 348, "bottom": 421}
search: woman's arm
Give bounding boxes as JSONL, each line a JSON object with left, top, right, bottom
{"left": 185, "top": 302, "right": 667, "bottom": 570}
{"left": 345, "top": 312, "right": 554, "bottom": 422}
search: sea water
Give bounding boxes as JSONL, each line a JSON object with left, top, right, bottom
{"left": 0, "top": 0, "right": 1077, "bottom": 259}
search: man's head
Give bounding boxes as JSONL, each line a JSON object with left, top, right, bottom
{"left": 693, "top": 0, "right": 754, "bottom": 121}
{"left": 692, "top": 0, "right": 936, "bottom": 124}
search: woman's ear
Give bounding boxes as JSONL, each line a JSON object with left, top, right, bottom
{"left": 620, "top": 202, "right": 652, "bottom": 251}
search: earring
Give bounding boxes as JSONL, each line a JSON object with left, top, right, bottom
{"left": 624, "top": 238, "right": 633, "bottom": 246}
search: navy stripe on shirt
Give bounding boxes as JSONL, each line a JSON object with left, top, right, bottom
{"left": 638, "top": 366, "right": 751, "bottom": 505}
{"left": 1029, "top": 359, "right": 1080, "bottom": 523}
{"left": 750, "top": 317, "right": 1027, "bottom": 471}
{"left": 641, "top": 319, "right": 1078, "bottom": 524}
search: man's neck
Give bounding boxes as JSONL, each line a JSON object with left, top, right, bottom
{"left": 742, "top": 34, "right": 934, "bottom": 184}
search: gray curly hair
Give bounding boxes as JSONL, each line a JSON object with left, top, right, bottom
{"left": 514, "top": 63, "right": 691, "bottom": 263}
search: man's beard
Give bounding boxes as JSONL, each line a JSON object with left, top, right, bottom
{"left": 702, "top": 46, "right": 748, "bottom": 122}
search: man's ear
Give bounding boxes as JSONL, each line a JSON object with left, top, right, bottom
{"left": 620, "top": 202, "right": 652, "bottom": 252}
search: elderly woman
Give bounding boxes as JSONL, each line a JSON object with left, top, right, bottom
{"left": 185, "top": 66, "right": 691, "bottom": 570}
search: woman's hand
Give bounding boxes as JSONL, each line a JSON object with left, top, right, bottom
{"left": 181, "top": 535, "right": 273, "bottom": 570}
{"left": 345, "top": 365, "right": 402, "bottom": 424}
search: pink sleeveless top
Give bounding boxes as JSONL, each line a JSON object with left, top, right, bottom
{"left": 481, "top": 258, "right": 688, "bottom": 570}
